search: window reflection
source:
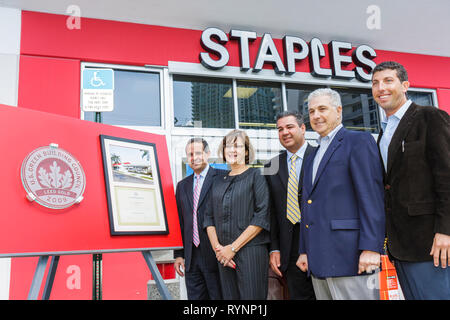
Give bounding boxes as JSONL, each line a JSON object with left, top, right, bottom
{"left": 288, "top": 85, "right": 380, "bottom": 132}
{"left": 173, "top": 75, "right": 235, "bottom": 128}
{"left": 84, "top": 69, "right": 161, "bottom": 126}
{"left": 287, "top": 84, "right": 434, "bottom": 134}
{"left": 408, "top": 91, "right": 433, "bottom": 106}
{"left": 237, "top": 80, "right": 282, "bottom": 129}
{"left": 287, "top": 85, "right": 378, "bottom": 133}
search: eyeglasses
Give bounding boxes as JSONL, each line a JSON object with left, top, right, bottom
{"left": 225, "top": 144, "right": 245, "bottom": 149}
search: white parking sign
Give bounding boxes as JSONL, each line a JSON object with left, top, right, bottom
{"left": 82, "top": 68, "right": 114, "bottom": 112}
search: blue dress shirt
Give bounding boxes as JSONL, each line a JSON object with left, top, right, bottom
{"left": 312, "top": 123, "right": 343, "bottom": 183}
{"left": 379, "top": 100, "right": 412, "bottom": 171}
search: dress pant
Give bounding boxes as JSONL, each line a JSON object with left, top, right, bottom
{"left": 312, "top": 271, "right": 380, "bottom": 300}
{"left": 285, "top": 223, "right": 316, "bottom": 300}
{"left": 218, "top": 244, "right": 269, "bottom": 300}
{"left": 395, "top": 260, "right": 450, "bottom": 300}
{"left": 185, "top": 245, "right": 222, "bottom": 300}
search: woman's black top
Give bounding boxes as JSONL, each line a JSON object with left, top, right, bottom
{"left": 203, "top": 167, "right": 270, "bottom": 246}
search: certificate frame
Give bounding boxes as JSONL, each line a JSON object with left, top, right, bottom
{"left": 100, "top": 135, "right": 169, "bottom": 235}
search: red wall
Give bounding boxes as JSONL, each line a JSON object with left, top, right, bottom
{"left": 437, "top": 88, "right": 450, "bottom": 111}
{"left": 12, "top": 10, "right": 450, "bottom": 300}
{"left": 18, "top": 55, "right": 81, "bottom": 118}
{"left": 10, "top": 254, "right": 174, "bottom": 300}
{"left": 18, "top": 11, "right": 450, "bottom": 117}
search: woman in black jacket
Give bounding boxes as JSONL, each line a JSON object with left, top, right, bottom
{"left": 204, "top": 129, "right": 270, "bottom": 299}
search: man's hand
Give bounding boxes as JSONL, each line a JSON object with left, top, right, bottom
{"left": 296, "top": 254, "right": 308, "bottom": 272}
{"left": 174, "top": 257, "right": 185, "bottom": 277}
{"left": 358, "top": 250, "right": 380, "bottom": 274}
{"left": 430, "top": 233, "right": 450, "bottom": 268}
{"left": 270, "top": 251, "right": 282, "bottom": 277}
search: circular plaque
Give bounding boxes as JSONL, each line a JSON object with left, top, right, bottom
{"left": 21, "top": 144, "right": 86, "bottom": 209}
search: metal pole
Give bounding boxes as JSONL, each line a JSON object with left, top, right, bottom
{"left": 141, "top": 251, "right": 172, "bottom": 300}
{"left": 42, "top": 256, "right": 60, "bottom": 300}
{"left": 28, "top": 256, "right": 49, "bottom": 300}
{"left": 92, "top": 253, "right": 103, "bottom": 300}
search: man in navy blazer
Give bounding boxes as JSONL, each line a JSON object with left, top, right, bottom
{"left": 174, "top": 138, "right": 222, "bottom": 300}
{"left": 296, "top": 88, "right": 385, "bottom": 300}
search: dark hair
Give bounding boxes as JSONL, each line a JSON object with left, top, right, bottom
{"left": 218, "top": 130, "right": 255, "bottom": 164}
{"left": 185, "top": 137, "right": 210, "bottom": 153}
{"left": 276, "top": 111, "right": 304, "bottom": 127}
{"left": 372, "top": 61, "right": 409, "bottom": 82}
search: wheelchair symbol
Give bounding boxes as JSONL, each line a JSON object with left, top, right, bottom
{"left": 90, "top": 71, "right": 106, "bottom": 87}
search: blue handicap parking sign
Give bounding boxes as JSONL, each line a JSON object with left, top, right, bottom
{"left": 82, "top": 69, "right": 114, "bottom": 90}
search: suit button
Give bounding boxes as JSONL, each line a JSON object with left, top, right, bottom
{"left": 307, "top": 200, "right": 312, "bottom": 204}
{"left": 306, "top": 224, "right": 309, "bottom": 229}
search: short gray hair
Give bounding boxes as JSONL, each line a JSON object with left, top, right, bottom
{"left": 307, "top": 88, "right": 342, "bottom": 109}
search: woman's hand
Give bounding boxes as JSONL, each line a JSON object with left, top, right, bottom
{"left": 215, "top": 244, "right": 236, "bottom": 269}
{"left": 207, "top": 227, "right": 236, "bottom": 267}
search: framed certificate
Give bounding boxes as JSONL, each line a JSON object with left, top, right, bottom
{"left": 100, "top": 135, "right": 169, "bottom": 235}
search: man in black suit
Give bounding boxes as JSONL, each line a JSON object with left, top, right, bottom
{"left": 264, "top": 111, "right": 316, "bottom": 300}
{"left": 372, "top": 61, "right": 450, "bottom": 299}
{"left": 174, "top": 138, "right": 222, "bottom": 300}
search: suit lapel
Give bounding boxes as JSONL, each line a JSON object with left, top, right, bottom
{"left": 276, "top": 151, "right": 288, "bottom": 192}
{"left": 301, "top": 144, "right": 315, "bottom": 175}
{"left": 278, "top": 144, "right": 314, "bottom": 194}
{"left": 184, "top": 174, "right": 194, "bottom": 212}
{"left": 311, "top": 127, "right": 345, "bottom": 192}
{"left": 197, "top": 167, "right": 215, "bottom": 209}
{"left": 376, "top": 129, "right": 387, "bottom": 181}
{"left": 299, "top": 144, "right": 314, "bottom": 194}
{"left": 386, "top": 103, "right": 417, "bottom": 177}
{"left": 302, "top": 147, "right": 317, "bottom": 201}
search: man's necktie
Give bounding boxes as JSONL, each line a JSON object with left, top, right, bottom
{"left": 287, "top": 154, "right": 301, "bottom": 224}
{"left": 192, "top": 175, "right": 201, "bottom": 247}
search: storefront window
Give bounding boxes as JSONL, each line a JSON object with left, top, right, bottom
{"left": 237, "top": 80, "right": 282, "bottom": 129}
{"left": 287, "top": 85, "right": 435, "bottom": 134}
{"left": 408, "top": 91, "right": 434, "bottom": 106}
{"left": 287, "top": 84, "right": 380, "bottom": 133}
{"left": 83, "top": 69, "right": 161, "bottom": 126}
{"left": 173, "top": 75, "right": 235, "bottom": 128}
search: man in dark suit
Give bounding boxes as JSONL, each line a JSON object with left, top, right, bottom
{"left": 174, "top": 138, "right": 222, "bottom": 300}
{"left": 296, "top": 88, "right": 386, "bottom": 299}
{"left": 372, "top": 61, "right": 450, "bottom": 299}
{"left": 264, "top": 111, "right": 316, "bottom": 300}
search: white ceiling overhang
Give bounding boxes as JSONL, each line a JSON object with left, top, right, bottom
{"left": 0, "top": 0, "right": 449, "bottom": 57}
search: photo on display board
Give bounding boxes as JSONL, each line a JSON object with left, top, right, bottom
{"left": 100, "top": 135, "right": 169, "bottom": 235}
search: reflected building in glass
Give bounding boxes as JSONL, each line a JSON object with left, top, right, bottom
{"left": 236, "top": 81, "right": 282, "bottom": 129}
{"left": 176, "top": 77, "right": 283, "bottom": 130}
{"left": 290, "top": 85, "right": 381, "bottom": 133}
{"left": 190, "top": 81, "right": 235, "bottom": 128}
{"left": 173, "top": 75, "right": 235, "bottom": 128}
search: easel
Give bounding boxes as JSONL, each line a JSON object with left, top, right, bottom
{"left": 27, "top": 251, "right": 172, "bottom": 300}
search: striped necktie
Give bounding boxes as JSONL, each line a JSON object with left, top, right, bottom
{"left": 287, "top": 154, "right": 301, "bottom": 224}
{"left": 192, "top": 174, "right": 201, "bottom": 247}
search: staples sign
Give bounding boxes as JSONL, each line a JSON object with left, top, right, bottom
{"left": 199, "top": 27, "right": 376, "bottom": 82}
